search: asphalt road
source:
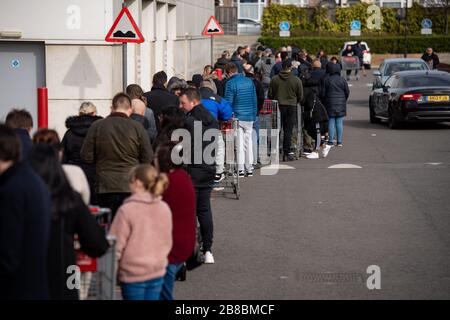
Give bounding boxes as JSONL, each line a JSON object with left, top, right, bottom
{"left": 176, "top": 73, "right": 450, "bottom": 300}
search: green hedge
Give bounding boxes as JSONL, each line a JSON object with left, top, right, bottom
{"left": 258, "top": 35, "right": 450, "bottom": 55}
{"left": 262, "top": 3, "right": 450, "bottom": 36}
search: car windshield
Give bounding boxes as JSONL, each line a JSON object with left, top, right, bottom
{"left": 384, "top": 62, "right": 428, "bottom": 76}
{"left": 402, "top": 75, "right": 450, "bottom": 88}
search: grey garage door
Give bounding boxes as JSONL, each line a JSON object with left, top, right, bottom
{"left": 0, "top": 42, "right": 46, "bottom": 127}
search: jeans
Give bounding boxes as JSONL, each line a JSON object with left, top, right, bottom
{"left": 346, "top": 69, "right": 359, "bottom": 78}
{"left": 195, "top": 187, "right": 213, "bottom": 252}
{"left": 97, "top": 193, "right": 130, "bottom": 218}
{"left": 279, "top": 105, "right": 297, "bottom": 155}
{"left": 121, "top": 277, "right": 164, "bottom": 300}
{"left": 328, "top": 116, "right": 344, "bottom": 145}
{"left": 237, "top": 120, "right": 254, "bottom": 172}
{"left": 160, "top": 263, "right": 183, "bottom": 300}
{"left": 215, "top": 133, "right": 225, "bottom": 174}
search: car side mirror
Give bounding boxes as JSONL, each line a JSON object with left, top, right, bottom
{"left": 373, "top": 70, "right": 381, "bottom": 77}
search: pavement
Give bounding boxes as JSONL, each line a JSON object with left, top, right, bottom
{"left": 175, "top": 73, "right": 450, "bottom": 300}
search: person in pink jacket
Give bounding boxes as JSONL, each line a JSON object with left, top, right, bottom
{"left": 109, "top": 164, "right": 172, "bottom": 300}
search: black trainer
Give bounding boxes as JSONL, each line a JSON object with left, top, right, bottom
{"left": 214, "top": 172, "right": 225, "bottom": 183}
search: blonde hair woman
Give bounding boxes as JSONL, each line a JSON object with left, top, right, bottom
{"left": 109, "top": 164, "right": 172, "bottom": 300}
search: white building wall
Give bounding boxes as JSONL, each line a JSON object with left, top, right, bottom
{"left": 0, "top": 0, "right": 214, "bottom": 137}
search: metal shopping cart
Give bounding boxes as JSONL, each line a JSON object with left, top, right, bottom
{"left": 215, "top": 118, "right": 240, "bottom": 199}
{"left": 341, "top": 56, "right": 360, "bottom": 80}
{"left": 259, "top": 100, "right": 281, "bottom": 165}
{"left": 77, "top": 206, "right": 117, "bottom": 300}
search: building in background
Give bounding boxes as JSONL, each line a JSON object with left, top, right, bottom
{"left": 217, "top": 0, "right": 422, "bottom": 22}
{"left": 0, "top": 0, "right": 214, "bottom": 136}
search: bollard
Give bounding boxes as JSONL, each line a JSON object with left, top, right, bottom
{"left": 37, "top": 87, "right": 48, "bottom": 128}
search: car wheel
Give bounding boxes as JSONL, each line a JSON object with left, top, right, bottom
{"left": 388, "top": 107, "right": 401, "bottom": 129}
{"left": 369, "top": 98, "right": 381, "bottom": 124}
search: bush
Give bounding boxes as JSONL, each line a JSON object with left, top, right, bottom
{"left": 258, "top": 35, "right": 450, "bottom": 55}
{"left": 262, "top": 3, "right": 450, "bottom": 36}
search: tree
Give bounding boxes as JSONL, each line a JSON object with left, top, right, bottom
{"left": 421, "top": 0, "right": 450, "bottom": 34}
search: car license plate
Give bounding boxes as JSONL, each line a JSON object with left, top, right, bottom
{"left": 427, "top": 96, "right": 450, "bottom": 102}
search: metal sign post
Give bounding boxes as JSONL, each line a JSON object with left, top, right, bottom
{"left": 105, "top": 2, "right": 145, "bottom": 92}
{"left": 122, "top": 3, "right": 127, "bottom": 91}
{"left": 211, "top": 36, "right": 214, "bottom": 66}
{"left": 123, "top": 42, "right": 127, "bottom": 92}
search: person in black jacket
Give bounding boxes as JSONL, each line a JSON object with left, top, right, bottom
{"left": 316, "top": 49, "right": 328, "bottom": 69}
{"left": 300, "top": 60, "right": 327, "bottom": 159}
{"left": 230, "top": 47, "right": 245, "bottom": 74}
{"left": 214, "top": 51, "right": 230, "bottom": 73}
{"left": 421, "top": 47, "right": 440, "bottom": 70}
{"left": 62, "top": 102, "right": 102, "bottom": 204}
{"left": 302, "top": 88, "right": 329, "bottom": 160}
{"left": 323, "top": 63, "right": 349, "bottom": 153}
{"left": 144, "top": 71, "right": 179, "bottom": 132}
{"left": 179, "top": 88, "right": 219, "bottom": 264}
{"left": 5, "top": 109, "right": 34, "bottom": 160}
{"left": 29, "top": 144, "right": 109, "bottom": 300}
{"left": 341, "top": 45, "right": 359, "bottom": 80}
{"left": 152, "top": 106, "right": 187, "bottom": 150}
{"left": 0, "top": 125, "right": 52, "bottom": 300}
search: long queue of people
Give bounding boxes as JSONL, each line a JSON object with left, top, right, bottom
{"left": 212, "top": 44, "right": 349, "bottom": 161}
{"left": 1, "top": 85, "right": 217, "bottom": 300}
{"left": 0, "top": 43, "right": 350, "bottom": 301}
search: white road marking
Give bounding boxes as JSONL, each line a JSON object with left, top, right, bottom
{"left": 328, "top": 164, "right": 362, "bottom": 169}
{"left": 261, "top": 164, "right": 295, "bottom": 171}
{"left": 425, "top": 162, "right": 443, "bottom": 166}
{"left": 371, "top": 134, "right": 377, "bottom": 137}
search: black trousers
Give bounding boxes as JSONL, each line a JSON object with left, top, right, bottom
{"left": 279, "top": 105, "right": 297, "bottom": 155}
{"left": 195, "top": 187, "right": 213, "bottom": 252}
{"left": 97, "top": 193, "right": 130, "bottom": 218}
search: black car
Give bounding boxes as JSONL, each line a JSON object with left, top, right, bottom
{"left": 369, "top": 70, "right": 450, "bottom": 128}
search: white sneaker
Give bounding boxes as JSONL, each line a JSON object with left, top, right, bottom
{"left": 204, "top": 251, "right": 215, "bottom": 264}
{"left": 306, "top": 151, "right": 319, "bottom": 159}
{"left": 322, "top": 145, "right": 332, "bottom": 158}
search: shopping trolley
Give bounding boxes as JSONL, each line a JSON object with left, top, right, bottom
{"left": 259, "top": 100, "right": 281, "bottom": 164}
{"left": 76, "top": 206, "right": 117, "bottom": 300}
{"left": 215, "top": 118, "right": 240, "bottom": 199}
{"left": 341, "top": 56, "right": 360, "bottom": 80}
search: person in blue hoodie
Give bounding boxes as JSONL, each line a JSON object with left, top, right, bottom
{"left": 199, "top": 80, "right": 233, "bottom": 183}
{"left": 224, "top": 62, "right": 257, "bottom": 177}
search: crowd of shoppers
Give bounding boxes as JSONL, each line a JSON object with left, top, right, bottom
{"left": 0, "top": 41, "right": 357, "bottom": 301}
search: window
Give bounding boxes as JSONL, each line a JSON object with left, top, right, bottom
{"left": 402, "top": 75, "right": 450, "bottom": 88}
{"left": 384, "top": 75, "right": 398, "bottom": 88}
{"left": 384, "top": 62, "right": 429, "bottom": 76}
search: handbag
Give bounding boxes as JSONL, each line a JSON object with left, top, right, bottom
{"left": 185, "top": 226, "right": 205, "bottom": 271}
{"left": 311, "top": 95, "right": 329, "bottom": 123}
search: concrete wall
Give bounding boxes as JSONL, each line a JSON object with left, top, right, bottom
{"left": 0, "top": 0, "right": 214, "bottom": 137}
{"left": 45, "top": 45, "right": 123, "bottom": 136}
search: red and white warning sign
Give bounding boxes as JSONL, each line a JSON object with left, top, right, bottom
{"left": 202, "top": 16, "right": 225, "bottom": 36}
{"left": 105, "top": 6, "right": 144, "bottom": 43}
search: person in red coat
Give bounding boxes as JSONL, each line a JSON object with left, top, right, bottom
{"left": 155, "top": 141, "right": 196, "bottom": 300}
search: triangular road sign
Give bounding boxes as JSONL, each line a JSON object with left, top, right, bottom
{"left": 202, "top": 16, "right": 224, "bottom": 36}
{"left": 105, "top": 7, "right": 144, "bottom": 43}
